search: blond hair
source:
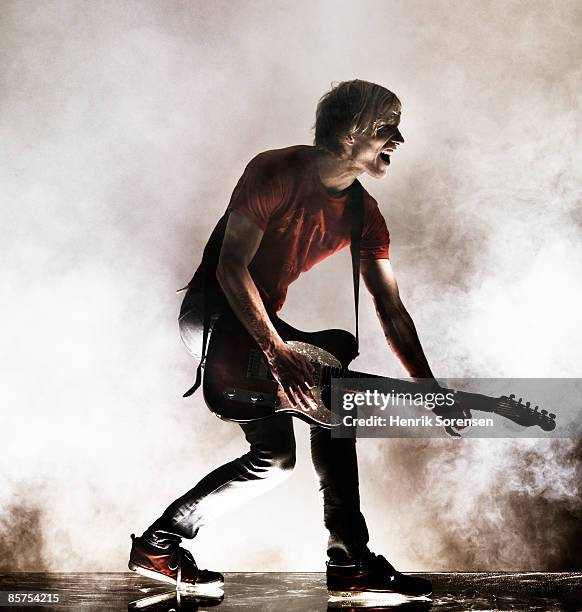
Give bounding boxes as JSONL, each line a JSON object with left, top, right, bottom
{"left": 314, "top": 80, "right": 401, "bottom": 155}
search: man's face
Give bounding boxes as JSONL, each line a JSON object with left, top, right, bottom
{"left": 344, "top": 121, "right": 404, "bottom": 179}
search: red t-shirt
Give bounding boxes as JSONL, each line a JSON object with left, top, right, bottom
{"left": 189, "top": 145, "right": 390, "bottom": 313}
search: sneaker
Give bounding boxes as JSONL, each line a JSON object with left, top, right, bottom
{"left": 128, "top": 534, "right": 224, "bottom": 593}
{"left": 327, "top": 553, "right": 432, "bottom": 601}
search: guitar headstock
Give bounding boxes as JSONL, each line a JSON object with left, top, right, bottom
{"left": 497, "top": 394, "right": 556, "bottom": 431}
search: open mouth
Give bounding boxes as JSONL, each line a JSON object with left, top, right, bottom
{"left": 379, "top": 151, "right": 391, "bottom": 164}
{"left": 379, "top": 142, "right": 395, "bottom": 165}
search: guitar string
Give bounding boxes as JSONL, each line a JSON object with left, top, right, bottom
{"left": 319, "top": 366, "right": 550, "bottom": 423}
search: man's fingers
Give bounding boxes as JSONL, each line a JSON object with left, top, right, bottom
{"left": 295, "top": 361, "right": 315, "bottom": 388}
{"left": 284, "top": 384, "right": 299, "bottom": 407}
{"left": 294, "top": 384, "right": 315, "bottom": 411}
{"left": 273, "top": 348, "right": 316, "bottom": 409}
{"left": 298, "top": 377, "right": 315, "bottom": 395}
{"left": 445, "top": 424, "right": 461, "bottom": 437}
{"left": 301, "top": 369, "right": 315, "bottom": 388}
{"left": 283, "top": 381, "right": 311, "bottom": 410}
{"left": 287, "top": 356, "right": 315, "bottom": 392}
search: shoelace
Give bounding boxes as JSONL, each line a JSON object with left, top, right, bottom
{"left": 168, "top": 547, "right": 198, "bottom": 587}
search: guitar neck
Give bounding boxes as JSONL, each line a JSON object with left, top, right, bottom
{"left": 326, "top": 365, "right": 556, "bottom": 430}
{"left": 325, "top": 367, "right": 508, "bottom": 416}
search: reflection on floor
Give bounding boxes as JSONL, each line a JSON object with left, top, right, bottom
{"left": 0, "top": 572, "right": 580, "bottom": 611}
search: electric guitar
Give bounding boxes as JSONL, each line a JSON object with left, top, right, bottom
{"left": 202, "top": 310, "right": 556, "bottom": 433}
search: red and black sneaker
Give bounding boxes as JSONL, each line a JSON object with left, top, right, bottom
{"left": 128, "top": 534, "right": 224, "bottom": 594}
{"left": 327, "top": 553, "right": 432, "bottom": 602}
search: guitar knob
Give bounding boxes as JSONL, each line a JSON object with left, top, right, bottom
{"left": 224, "top": 388, "right": 236, "bottom": 399}
{"left": 250, "top": 393, "right": 264, "bottom": 403}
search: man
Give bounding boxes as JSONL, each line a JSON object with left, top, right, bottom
{"left": 129, "top": 80, "right": 435, "bottom": 600}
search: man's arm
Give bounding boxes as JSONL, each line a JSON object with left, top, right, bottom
{"left": 216, "top": 211, "right": 314, "bottom": 407}
{"left": 362, "top": 259, "right": 470, "bottom": 435}
{"left": 360, "top": 258, "right": 434, "bottom": 380}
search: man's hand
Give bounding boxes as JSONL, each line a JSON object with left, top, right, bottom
{"left": 432, "top": 394, "right": 472, "bottom": 437}
{"left": 265, "top": 342, "right": 316, "bottom": 410}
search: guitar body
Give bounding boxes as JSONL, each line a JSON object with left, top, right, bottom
{"left": 202, "top": 309, "right": 358, "bottom": 427}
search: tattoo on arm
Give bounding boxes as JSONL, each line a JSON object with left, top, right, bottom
{"left": 218, "top": 268, "right": 280, "bottom": 355}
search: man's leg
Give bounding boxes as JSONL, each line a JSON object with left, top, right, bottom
{"left": 311, "top": 426, "right": 433, "bottom": 598}
{"left": 129, "top": 290, "right": 298, "bottom": 587}
{"left": 142, "top": 414, "right": 296, "bottom": 548}
{"left": 309, "top": 425, "right": 370, "bottom": 565}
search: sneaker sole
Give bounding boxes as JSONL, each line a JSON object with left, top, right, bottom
{"left": 328, "top": 590, "right": 431, "bottom": 602}
{"left": 128, "top": 561, "right": 224, "bottom": 594}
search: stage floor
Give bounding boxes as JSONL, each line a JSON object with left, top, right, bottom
{"left": 0, "top": 572, "right": 580, "bottom": 611}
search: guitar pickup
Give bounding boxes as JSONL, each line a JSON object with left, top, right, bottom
{"left": 222, "top": 387, "right": 280, "bottom": 407}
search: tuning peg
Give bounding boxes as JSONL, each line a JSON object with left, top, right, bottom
{"left": 509, "top": 394, "right": 515, "bottom": 399}
{"left": 534, "top": 405, "right": 539, "bottom": 411}
{"left": 549, "top": 413, "right": 556, "bottom": 419}
{"left": 518, "top": 397, "right": 523, "bottom": 404}
{"left": 541, "top": 409, "right": 548, "bottom": 416}
{"left": 525, "top": 401, "right": 531, "bottom": 408}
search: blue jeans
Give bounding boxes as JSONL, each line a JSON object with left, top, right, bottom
{"left": 142, "top": 290, "right": 370, "bottom": 564}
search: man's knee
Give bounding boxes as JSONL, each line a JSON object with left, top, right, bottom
{"left": 271, "top": 448, "right": 296, "bottom": 473}
{"left": 252, "top": 445, "right": 296, "bottom": 477}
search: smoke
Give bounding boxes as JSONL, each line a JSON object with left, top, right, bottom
{"left": 0, "top": 495, "right": 47, "bottom": 572}
{"left": 357, "top": 438, "right": 582, "bottom": 571}
{"left": 1, "top": 0, "right": 581, "bottom": 571}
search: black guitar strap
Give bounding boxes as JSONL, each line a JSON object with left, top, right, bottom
{"left": 181, "top": 265, "right": 212, "bottom": 398}
{"left": 182, "top": 211, "right": 231, "bottom": 398}
{"left": 347, "top": 179, "right": 364, "bottom": 356}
